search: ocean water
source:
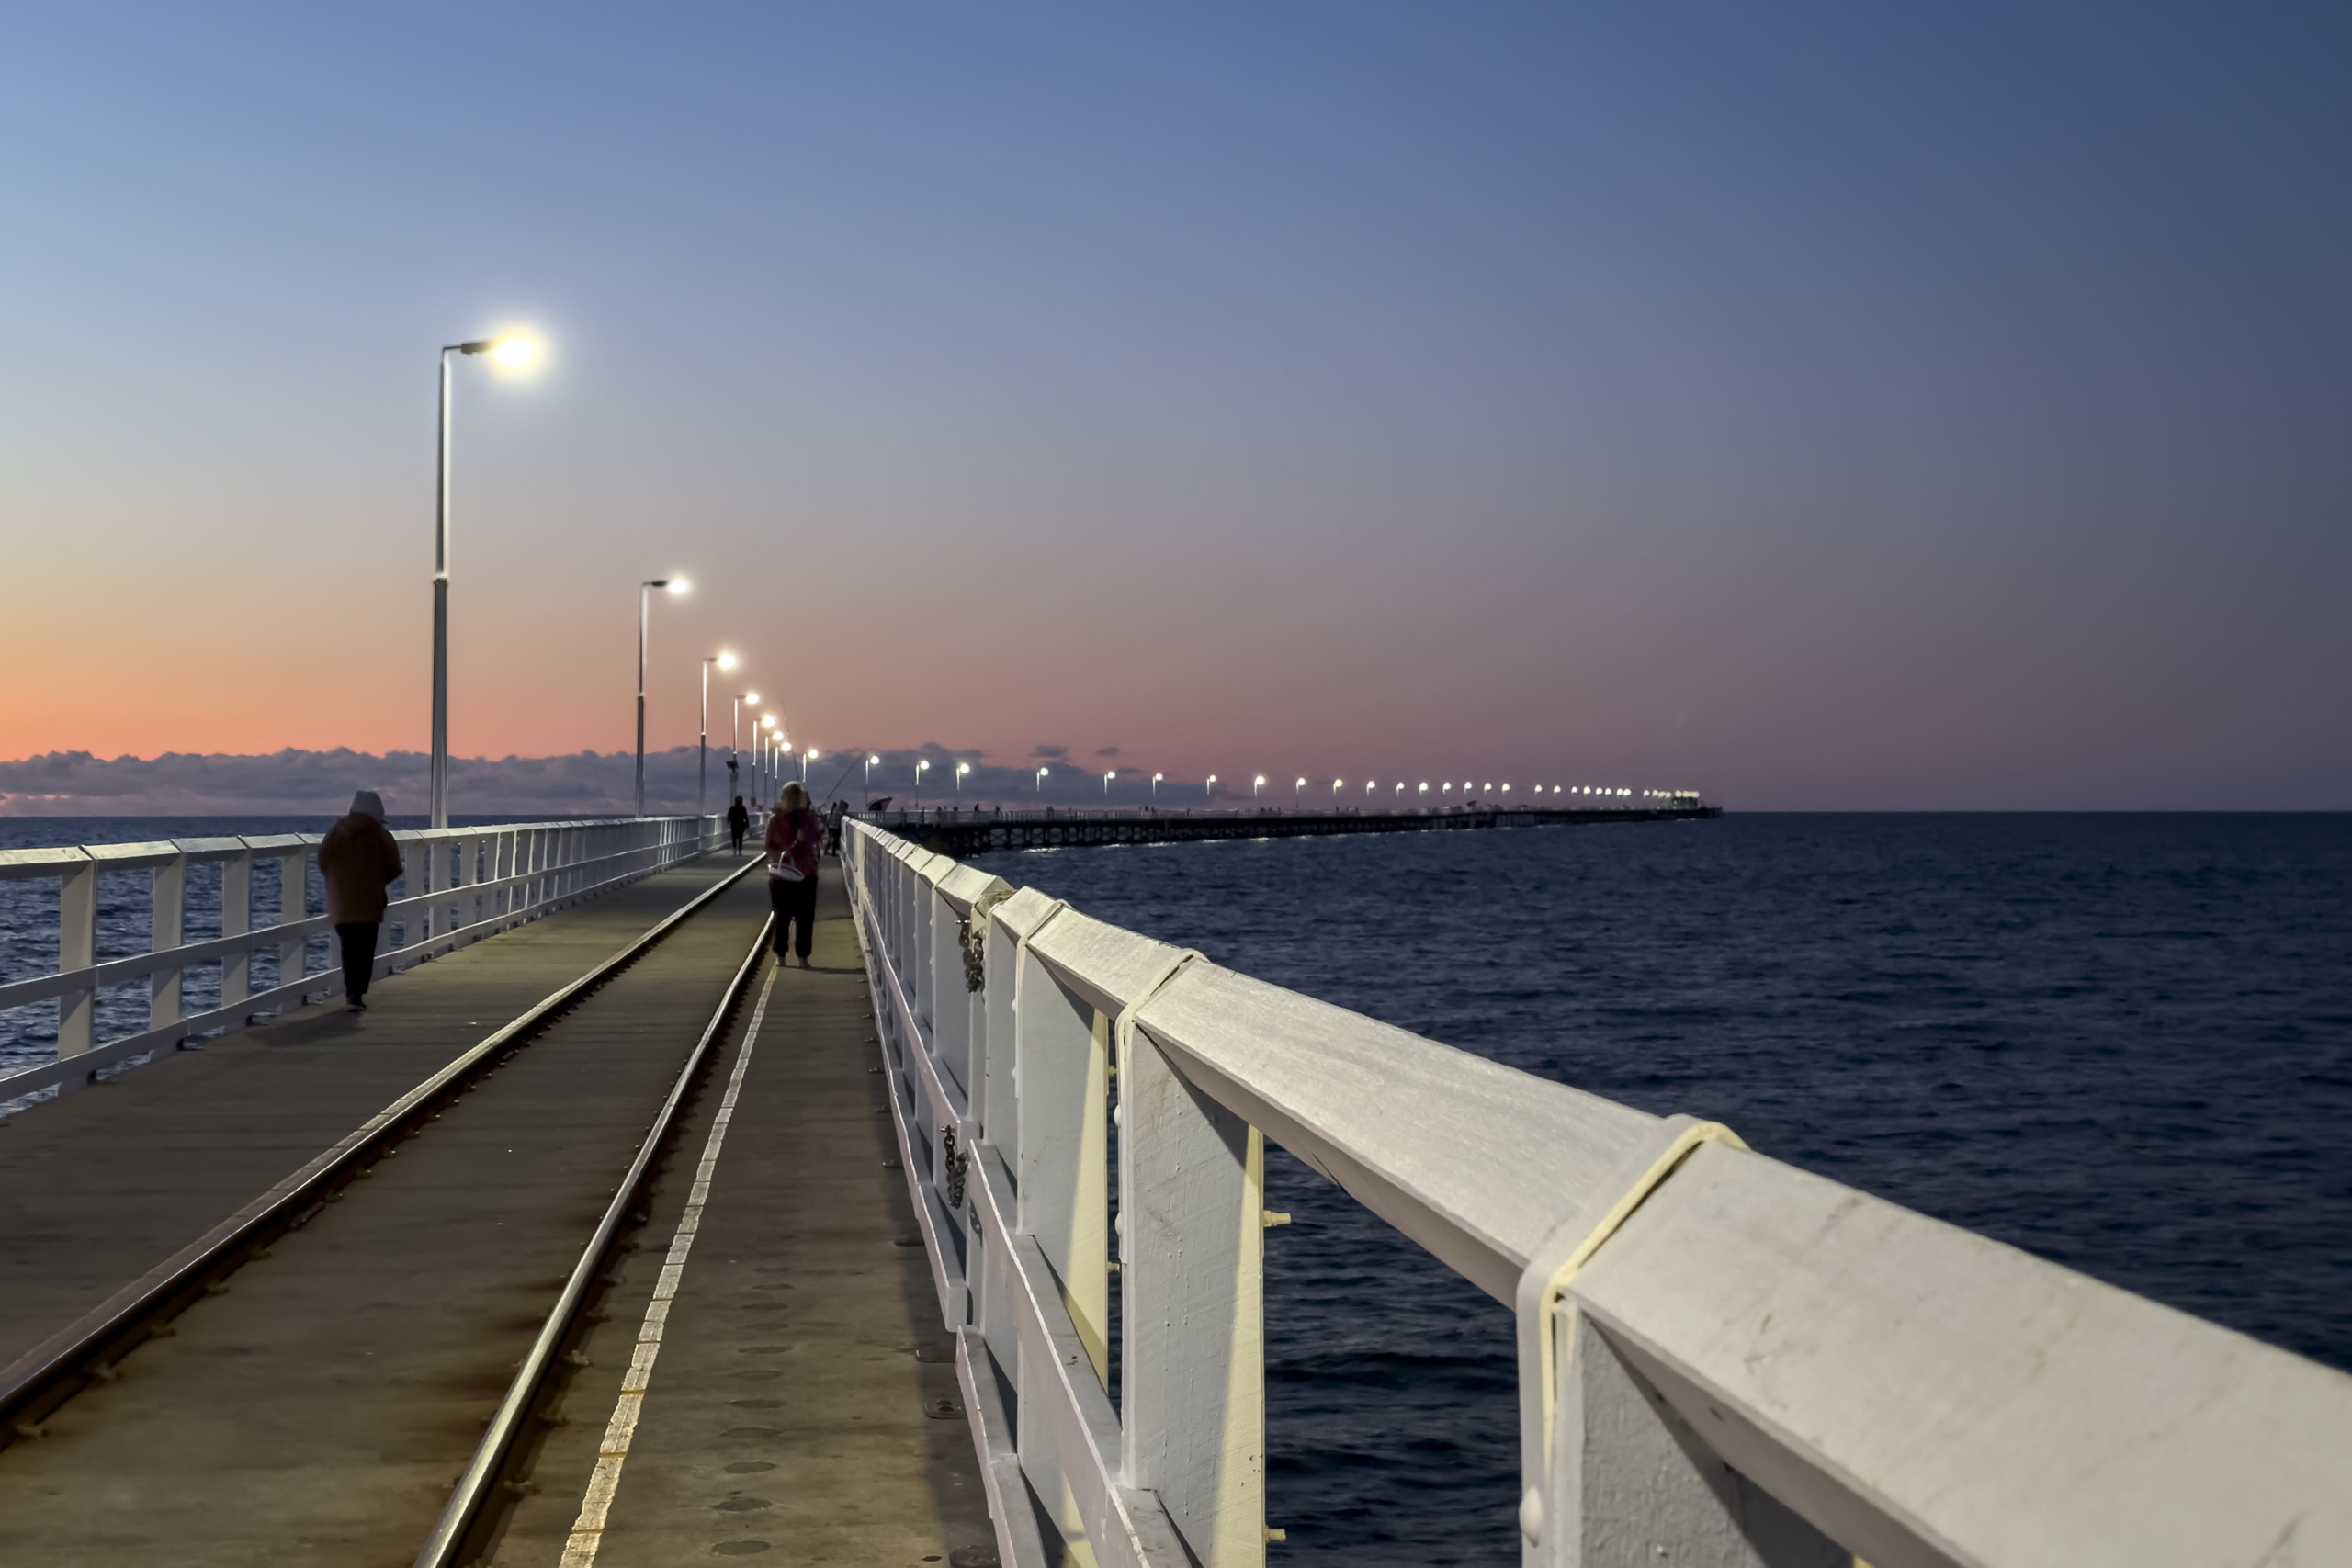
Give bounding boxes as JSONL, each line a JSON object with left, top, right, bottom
{"left": 8, "top": 813, "right": 2347, "bottom": 1556}
{"left": 970, "top": 813, "right": 2352, "bottom": 1565}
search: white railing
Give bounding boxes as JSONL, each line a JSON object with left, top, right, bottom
{"left": 0, "top": 815, "right": 724, "bottom": 1107}
{"left": 842, "top": 818, "right": 2352, "bottom": 1568}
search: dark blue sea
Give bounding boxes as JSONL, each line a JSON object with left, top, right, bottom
{"left": 971, "top": 814, "right": 2352, "bottom": 1564}
{"left": 6, "top": 813, "right": 2347, "bottom": 1560}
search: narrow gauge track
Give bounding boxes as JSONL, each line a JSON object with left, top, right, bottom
{"left": 0, "top": 856, "right": 764, "bottom": 1497}
{"left": 415, "top": 911, "right": 773, "bottom": 1568}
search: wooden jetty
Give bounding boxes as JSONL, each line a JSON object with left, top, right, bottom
{"left": 872, "top": 799, "right": 1721, "bottom": 857}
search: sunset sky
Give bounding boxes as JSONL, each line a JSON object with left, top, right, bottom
{"left": 3, "top": 4, "right": 2346, "bottom": 809}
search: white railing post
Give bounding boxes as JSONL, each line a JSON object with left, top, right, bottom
{"left": 1525, "top": 1304, "right": 1846, "bottom": 1568}
{"left": 1012, "top": 933, "right": 1111, "bottom": 1549}
{"left": 277, "top": 845, "right": 309, "bottom": 994}
{"left": 149, "top": 849, "right": 187, "bottom": 1038}
{"left": 1119, "top": 1015, "right": 1267, "bottom": 1567}
{"left": 220, "top": 843, "right": 253, "bottom": 1012}
{"left": 56, "top": 855, "right": 98, "bottom": 1063}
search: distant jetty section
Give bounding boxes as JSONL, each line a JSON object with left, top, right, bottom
{"left": 862, "top": 797, "right": 1720, "bottom": 857}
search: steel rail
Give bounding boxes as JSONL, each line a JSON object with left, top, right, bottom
{"left": 413, "top": 910, "right": 776, "bottom": 1568}
{"left": 0, "top": 854, "right": 763, "bottom": 1446}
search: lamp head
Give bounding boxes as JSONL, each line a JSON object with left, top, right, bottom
{"left": 743, "top": 692, "right": 759, "bottom": 704}
{"left": 716, "top": 652, "right": 736, "bottom": 670}
{"left": 667, "top": 578, "right": 689, "bottom": 596}
{"left": 458, "top": 335, "right": 537, "bottom": 369}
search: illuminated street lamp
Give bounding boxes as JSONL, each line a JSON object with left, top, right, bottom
{"left": 865, "top": 754, "right": 881, "bottom": 789}
{"left": 915, "top": 758, "right": 930, "bottom": 807}
{"left": 636, "top": 577, "right": 689, "bottom": 817}
{"left": 1253, "top": 774, "right": 1266, "bottom": 798}
{"left": 1330, "top": 778, "right": 1343, "bottom": 803}
{"left": 1035, "top": 766, "right": 1050, "bottom": 792}
{"left": 699, "top": 652, "right": 736, "bottom": 816}
{"left": 1205, "top": 774, "right": 1218, "bottom": 797}
{"left": 1103, "top": 769, "right": 1116, "bottom": 795}
{"left": 802, "top": 747, "right": 817, "bottom": 784}
{"left": 956, "top": 761, "right": 971, "bottom": 793}
{"left": 1151, "top": 773, "right": 1163, "bottom": 799}
{"left": 762, "top": 715, "right": 778, "bottom": 803}
{"left": 427, "top": 332, "right": 537, "bottom": 829}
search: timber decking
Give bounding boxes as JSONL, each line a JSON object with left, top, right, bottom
{"left": 0, "top": 858, "right": 989, "bottom": 1566}
{"left": 494, "top": 868, "right": 996, "bottom": 1567}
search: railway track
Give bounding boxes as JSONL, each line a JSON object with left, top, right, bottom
{"left": 0, "top": 858, "right": 777, "bottom": 1565}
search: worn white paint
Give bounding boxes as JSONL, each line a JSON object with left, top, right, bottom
{"left": 840, "top": 818, "right": 2352, "bottom": 1568}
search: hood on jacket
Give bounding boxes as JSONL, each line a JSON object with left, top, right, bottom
{"left": 349, "top": 790, "right": 387, "bottom": 822}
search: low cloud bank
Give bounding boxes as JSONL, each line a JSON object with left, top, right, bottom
{"left": 0, "top": 748, "right": 730, "bottom": 818}
{"left": 0, "top": 745, "right": 1226, "bottom": 816}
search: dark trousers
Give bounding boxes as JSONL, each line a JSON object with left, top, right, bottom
{"left": 335, "top": 921, "right": 380, "bottom": 1000}
{"left": 730, "top": 824, "right": 747, "bottom": 852}
{"left": 768, "top": 875, "right": 816, "bottom": 960}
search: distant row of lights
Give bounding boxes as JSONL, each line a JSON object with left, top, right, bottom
{"left": 855, "top": 757, "right": 1697, "bottom": 804}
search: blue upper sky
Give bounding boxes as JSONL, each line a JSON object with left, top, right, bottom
{"left": 3, "top": 3, "right": 2346, "bottom": 807}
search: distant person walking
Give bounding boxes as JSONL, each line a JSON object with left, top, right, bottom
{"left": 727, "top": 795, "right": 751, "bottom": 855}
{"left": 320, "top": 790, "right": 402, "bottom": 1013}
{"left": 765, "top": 782, "right": 821, "bottom": 967}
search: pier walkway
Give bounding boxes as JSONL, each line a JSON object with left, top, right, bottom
{"left": 0, "top": 855, "right": 994, "bottom": 1566}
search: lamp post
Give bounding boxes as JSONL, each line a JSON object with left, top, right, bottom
{"left": 1151, "top": 773, "right": 1162, "bottom": 800}
{"left": 1330, "top": 778, "right": 1342, "bottom": 804}
{"left": 1295, "top": 776, "right": 1306, "bottom": 807}
{"left": 637, "top": 577, "right": 689, "bottom": 818}
{"left": 1252, "top": 775, "right": 1265, "bottom": 799}
{"left": 957, "top": 761, "right": 971, "bottom": 793}
{"left": 802, "top": 747, "right": 816, "bottom": 784}
{"left": 1205, "top": 774, "right": 1217, "bottom": 798}
{"left": 1035, "top": 767, "right": 1049, "bottom": 792}
{"left": 729, "top": 692, "right": 758, "bottom": 803}
{"left": 865, "top": 754, "right": 880, "bottom": 790}
{"left": 700, "top": 652, "right": 735, "bottom": 816}
{"left": 916, "top": 758, "right": 930, "bottom": 806}
{"left": 762, "top": 715, "right": 778, "bottom": 805}
{"left": 428, "top": 333, "right": 536, "bottom": 829}
{"left": 1102, "top": 769, "right": 1116, "bottom": 796}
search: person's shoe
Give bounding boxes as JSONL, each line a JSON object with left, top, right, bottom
{"left": 797, "top": 955, "right": 813, "bottom": 969}
{"left": 346, "top": 997, "right": 368, "bottom": 1013}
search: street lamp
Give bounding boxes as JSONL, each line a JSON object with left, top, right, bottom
{"left": 428, "top": 332, "right": 537, "bottom": 829}
{"left": 957, "top": 761, "right": 971, "bottom": 792}
{"left": 865, "top": 754, "right": 881, "bottom": 789}
{"left": 1330, "top": 778, "right": 1342, "bottom": 803}
{"left": 1253, "top": 775, "right": 1265, "bottom": 798}
{"left": 637, "top": 577, "right": 688, "bottom": 818}
{"left": 1103, "top": 770, "right": 1116, "bottom": 795}
{"left": 1035, "top": 766, "right": 1049, "bottom": 792}
{"left": 699, "top": 652, "right": 736, "bottom": 817}
{"left": 1295, "top": 776, "right": 1306, "bottom": 807}
{"left": 1205, "top": 774, "right": 1218, "bottom": 797}
{"left": 803, "top": 747, "right": 817, "bottom": 783}
{"left": 729, "top": 691, "right": 758, "bottom": 801}
{"left": 762, "top": 714, "right": 778, "bottom": 804}
{"left": 916, "top": 758, "right": 931, "bottom": 806}
{"left": 1151, "top": 773, "right": 1163, "bottom": 799}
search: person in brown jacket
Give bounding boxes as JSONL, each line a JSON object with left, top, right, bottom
{"left": 319, "top": 790, "right": 403, "bottom": 1012}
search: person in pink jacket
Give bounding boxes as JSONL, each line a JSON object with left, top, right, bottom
{"left": 764, "top": 782, "right": 822, "bottom": 967}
